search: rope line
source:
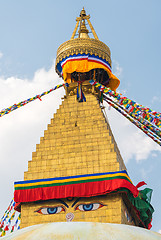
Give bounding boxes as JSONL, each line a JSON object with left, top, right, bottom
{"left": 0, "top": 83, "right": 69, "bottom": 117}
{"left": 90, "top": 80, "right": 161, "bottom": 146}
{"left": 0, "top": 199, "right": 20, "bottom": 237}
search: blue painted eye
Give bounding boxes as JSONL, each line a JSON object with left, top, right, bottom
{"left": 37, "top": 206, "right": 65, "bottom": 215}
{"left": 47, "top": 207, "right": 58, "bottom": 214}
{"left": 76, "top": 203, "right": 104, "bottom": 211}
{"left": 83, "top": 204, "right": 93, "bottom": 211}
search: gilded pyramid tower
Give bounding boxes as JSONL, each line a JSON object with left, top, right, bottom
{"left": 14, "top": 8, "right": 153, "bottom": 231}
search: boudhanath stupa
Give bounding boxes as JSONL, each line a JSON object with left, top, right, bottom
{"left": 0, "top": 8, "right": 161, "bottom": 240}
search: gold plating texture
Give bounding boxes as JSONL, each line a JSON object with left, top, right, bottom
{"left": 55, "top": 38, "right": 111, "bottom": 75}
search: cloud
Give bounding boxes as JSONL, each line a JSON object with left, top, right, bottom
{"left": 103, "top": 102, "right": 161, "bottom": 162}
{"left": 0, "top": 64, "right": 65, "bottom": 217}
{"left": 140, "top": 166, "right": 153, "bottom": 179}
{"left": 0, "top": 52, "right": 3, "bottom": 59}
{"left": 113, "top": 60, "right": 123, "bottom": 78}
{"left": 117, "top": 88, "right": 127, "bottom": 95}
{"left": 108, "top": 61, "right": 161, "bottom": 163}
{"left": 151, "top": 96, "right": 161, "bottom": 104}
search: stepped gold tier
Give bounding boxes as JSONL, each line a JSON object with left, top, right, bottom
{"left": 20, "top": 93, "right": 138, "bottom": 229}
{"left": 24, "top": 94, "right": 125, "bottom": 181}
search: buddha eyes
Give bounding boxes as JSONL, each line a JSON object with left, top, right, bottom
{"left": 75, "top": 203, "right": 104, "bottom": 211}
{"left": 36, "top": 203, "right": 104, "bottom": 215}
{"left": 36, "top": 206, "right": 65, "bottom": 215}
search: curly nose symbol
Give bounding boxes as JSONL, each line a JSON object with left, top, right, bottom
{"left": 66, "top": 212, "right": 74, "bottom": 222}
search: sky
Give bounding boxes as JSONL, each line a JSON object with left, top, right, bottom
{"left": 0, "top": 0, "right": 161, "bottom": 233}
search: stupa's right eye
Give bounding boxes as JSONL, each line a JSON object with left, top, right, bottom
{"left": 36, "top": 206, "right": 65, "bottom": 215}
{"left": 75, "top": 203, "right": 104, "bottom": 212}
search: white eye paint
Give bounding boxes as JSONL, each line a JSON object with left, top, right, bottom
{"left": 77, "top": 203, "right": 101, "bottom": 211}
{"left": 38, "top": 206, "right": 64, "bottom": 215}
{"left": 66, "top": 212, "right": 74, "bottom": 222}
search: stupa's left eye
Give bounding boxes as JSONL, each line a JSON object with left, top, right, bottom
{"left": 36, "top": 206, "right": 65, "bottom": 215}
{"left": 75, "top": 203, "right": 104, "bottom": 211}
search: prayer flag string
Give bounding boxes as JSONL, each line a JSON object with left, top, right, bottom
{"left": 0, "top": 199, "right": 21, "bottom": 237}
{"left": 0, "top": 83, "right": 69, "bottom": 118}
{"left": 1, "top": 78, "right": 160, "bottom": 146}
{"left": 103, "top": 94, "right": 161, "bottom": 141}
{"left": 103, "top": 95, "right": 161, "bottom": 146}
{"left": 89, "top": 80, "right": 161, "bottom": 146}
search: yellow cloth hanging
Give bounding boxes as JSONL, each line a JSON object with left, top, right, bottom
{"left": 62, "top": 59, "right": 120, "bottom": 91}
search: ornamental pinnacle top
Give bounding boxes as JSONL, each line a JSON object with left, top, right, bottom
{"left": 71, "top": 7, "right": 98, "bottom": 39}
{"left": 55, "top": 8, "right": 120, "bottom": 92}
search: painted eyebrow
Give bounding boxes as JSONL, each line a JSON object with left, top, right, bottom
{"left": 56, "top": 199, "right": 69, "bottom": 208}
{"left": 71, "top": 198, "right": 81, "bottom": 207}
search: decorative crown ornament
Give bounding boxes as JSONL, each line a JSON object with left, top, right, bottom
{"left": 55, "top": 8, "right": 120, "bottom": 92}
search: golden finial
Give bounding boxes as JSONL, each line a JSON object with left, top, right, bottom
{"left": 80, "top": 7, "right": 86, "bottom": 17}
{"left": 79, "top": 19, "right": 89, "bottom": 39}
{"left": 70, "top": 8, "right": 99, "bottom": 40}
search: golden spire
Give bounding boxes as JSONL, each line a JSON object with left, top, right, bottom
{"left": 55, "top": 8, "right": 112, "bottom": 83}
{"left": 78, "top": 8, "right": 89, "bottom": 38}
{"left": 79, "top": 19, "right": 89, "bottom": 39}
{"left": 80, "top": 7, "right": 86, "bottom": 17}
{"left": 71, "top": 7, "right": 99, "bottom": 40}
